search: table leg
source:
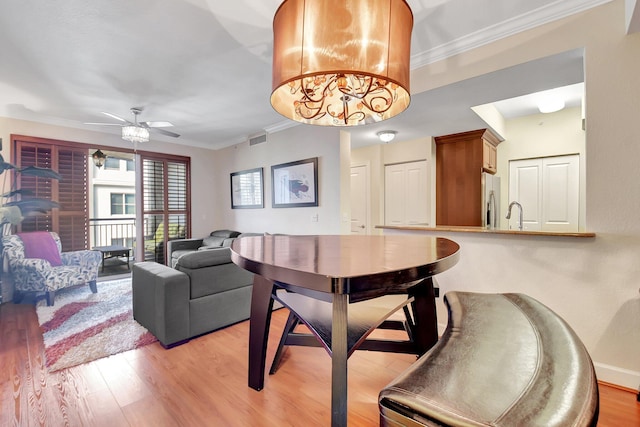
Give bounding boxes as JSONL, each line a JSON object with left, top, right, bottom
{"left": 248, "top": 275, "right": 275, "bottom": 391}
{"left": 331, "top": 293, "right": 348, "bottom": 427}
{"left": 409, "top": 277, "right": 439, "bottom": 355}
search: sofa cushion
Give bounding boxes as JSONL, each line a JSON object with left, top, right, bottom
{"left": 210, "top": 229, "right": 241, "bottom": 238}
{"left": 201, "top": 236, "right": 226, "bottom": 247}
{"left": 177, "top": 247, "right": 232, "bottom": 269}
{"left": 172, "top": 249, "right": 195, "bottom": 260}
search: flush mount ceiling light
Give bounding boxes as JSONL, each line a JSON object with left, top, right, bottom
{"left": 377, "top": 130, "right": 397, "bottom": 143}
{"left": 537, "top": 96, "right": 565, "bottom": 114}
{"left": 270, "top": 0, "right": 413, "bottom": 127}
{"left": 91, "top": 149, "right": 107, "bottom": 168}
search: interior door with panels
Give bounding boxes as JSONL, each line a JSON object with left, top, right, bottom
{"left": 509, "top": 154, "right": 579, "bottom": 232}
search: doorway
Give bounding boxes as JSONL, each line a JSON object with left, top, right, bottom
{"left": 350, "top": 164, "right": 370, "bottom": 234}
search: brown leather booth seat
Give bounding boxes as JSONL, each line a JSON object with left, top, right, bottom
{"left": 379, "top": 292, "right": 599, "bottom": 427}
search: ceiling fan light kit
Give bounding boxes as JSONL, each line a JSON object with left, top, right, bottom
{"left": 84, "top": 107, "right": 180, "bottom": 142}
{"left": 270, "top": 0, "right": 413, "bottom": 127}
{"left": 122, "top": 125, "right": 150, "bottom": 143}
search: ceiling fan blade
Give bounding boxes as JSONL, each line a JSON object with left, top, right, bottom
{"left": 141, "top": 121, "right": 174, "bottom": 128}
{"left": 150, "top": 127, "right": 180, "bottom": 138}
{"left": 84, "top": 122, "right": 124, "bottom": 126}
{"left": 102, "top": 111, "right": 132, "bottom": 124}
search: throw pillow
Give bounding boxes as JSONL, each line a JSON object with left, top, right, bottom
{"left": 17, "top": 232, "right": 63, "bottom": 266}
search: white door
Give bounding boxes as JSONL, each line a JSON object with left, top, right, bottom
{"left": 509, "top": 154, "right": 579, "bottom": 232}
{"left": 384, "top": 164, "right": 406, "bottom": 226}
{"left": 404, "top": 161, "right": 429, "bottom": 224}
{"left": 509, "top": 159, "right": 542, "bottom": 231}
{"left": 350, "top": 165, "right": 369, "bottom": 234}
{"left": 542, "top": 155, "right": 579, "bottom": 231}
{"left": 385, "top": 160, "right": 429, "bottom": 226}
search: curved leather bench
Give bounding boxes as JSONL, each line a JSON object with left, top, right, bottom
{"left": 379, "top": 291, "right": 599, "bottom": 427}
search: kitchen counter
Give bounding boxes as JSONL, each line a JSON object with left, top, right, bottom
{"left": 376, "top": 225, "right": 596, "bottom": 238}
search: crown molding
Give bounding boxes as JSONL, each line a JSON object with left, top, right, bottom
{"left": 263, "top": 119, "right": 299, "bottom": 134}
{"left": 411, "top": 0, "right": 613, "bottom": 68}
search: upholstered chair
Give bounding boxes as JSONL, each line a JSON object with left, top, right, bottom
{"left": 2, "top": 231, "right": 102, "bottom": 306}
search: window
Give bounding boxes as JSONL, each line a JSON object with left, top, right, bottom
{"left": 105, "top": 157, "right": 120, "bottom": 170}
{"left": 111, "top": 193, "right": 135, "bottom": 215}
{"left": 13, "top": 136, "right": 191, "bottom": 257}
{"left": 140, "top": 154, "right": 190, "bottom": 264}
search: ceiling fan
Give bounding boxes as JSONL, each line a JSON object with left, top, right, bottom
{"left": 84, "top": 107, "right": 180, "bottom": 139}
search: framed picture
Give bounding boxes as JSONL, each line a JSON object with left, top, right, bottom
{"left": 230, "top": 167, "right": 264, "bottom": 209}
{"left": 271, "top": 157, "right": 318, "bottom": 208}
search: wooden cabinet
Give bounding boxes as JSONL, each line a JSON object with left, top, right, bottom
{"left": 435, "top": 128, "right": 501, "bottom": 227}
{"left": 483, "top": 139, "right": 497, "bottom": 174}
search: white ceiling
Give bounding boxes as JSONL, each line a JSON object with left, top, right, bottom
{"left": 0, "top": 0, "right": 617, "bottom": 150}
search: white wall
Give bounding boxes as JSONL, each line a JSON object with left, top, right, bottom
{"left": 382, "top": 0, "right": 640, "bottom": 389}
{"left": 212, "top": 124, "right": 345, "bottom": 235}
{"left": 355, "top": 109, "right": 586, "bottom": 233}
{"left": 499, "top": 106, "right": 587, "bottom": 230}
{"left": 352, "top": 137, "right": 435, "bottom": 232}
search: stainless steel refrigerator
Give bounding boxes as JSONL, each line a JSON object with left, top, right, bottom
{"left": 482, "top": 172, "right": 501, "bottom": 229}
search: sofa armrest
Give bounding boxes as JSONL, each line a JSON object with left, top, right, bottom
{"left": 132, "top": 262, "right": 191, "bottom": 348}
{"left": 176, "top": 247, "right": 232, "bottom": 269}
{"left": 221, "top": 237, "right": 236, "bottom": 247}
{"left": 167, "top": 238, "right": 204, "bottom": 261}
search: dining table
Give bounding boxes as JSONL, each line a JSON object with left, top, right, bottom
{"left": 230, "top": 234, "right": 460, "bottom": 427}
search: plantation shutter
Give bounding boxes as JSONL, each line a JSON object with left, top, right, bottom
{"left": 57, "top": 148, "right": 89, "bottom": 249}
{"left": 140, "top": 153, "right": 190, "bottom": 264}
{"left": 14, "top": 137, "right": 89, "bottom": 251}
{"left": 15, "top": 143, "right": 55, "bottom": 232}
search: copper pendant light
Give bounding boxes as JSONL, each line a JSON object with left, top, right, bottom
{"left": 270, "top": 0, "right": 413, "bottom": 126}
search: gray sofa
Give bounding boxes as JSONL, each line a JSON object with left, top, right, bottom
{"left": 167, "top": 229, "right": 241, "bottom": 267}
{"left": 132, "top": 232, "right": 261, "bottom": 348}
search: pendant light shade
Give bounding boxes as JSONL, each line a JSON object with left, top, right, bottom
{"left": 270, "top": 0, "right": 413, "bottom": 126}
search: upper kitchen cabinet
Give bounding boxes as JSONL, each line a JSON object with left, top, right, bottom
{"left": 435, "top": 128, "right": 502, "bottom": 227}
{"left": 482, "top": 137, "right": 498, "bottom": 174}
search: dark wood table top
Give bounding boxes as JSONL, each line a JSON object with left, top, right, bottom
{"left": 231, "top": 234, "right": 460, "bottom": 301}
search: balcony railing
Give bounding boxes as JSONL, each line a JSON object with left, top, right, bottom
{"left": 89, "top": 217, "right": 137, "bottom": 249}
{"left": 89, "top": 217, "right": 182, "bottom": 265}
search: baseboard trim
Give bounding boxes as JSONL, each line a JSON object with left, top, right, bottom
{"left": 594, "top": 362, "right": 640, "bottom": 390}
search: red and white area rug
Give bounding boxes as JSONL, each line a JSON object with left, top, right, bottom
{"left": 36, "top": 278, "right": 157, "bottom": 372}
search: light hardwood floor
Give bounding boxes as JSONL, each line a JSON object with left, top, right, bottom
{"left": 1, "top": 302, "right": 639, "bottom": 426}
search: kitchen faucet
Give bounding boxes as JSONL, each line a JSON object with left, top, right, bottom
{"left": 506, "top": 201, "right": 524, "bottom": 231}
